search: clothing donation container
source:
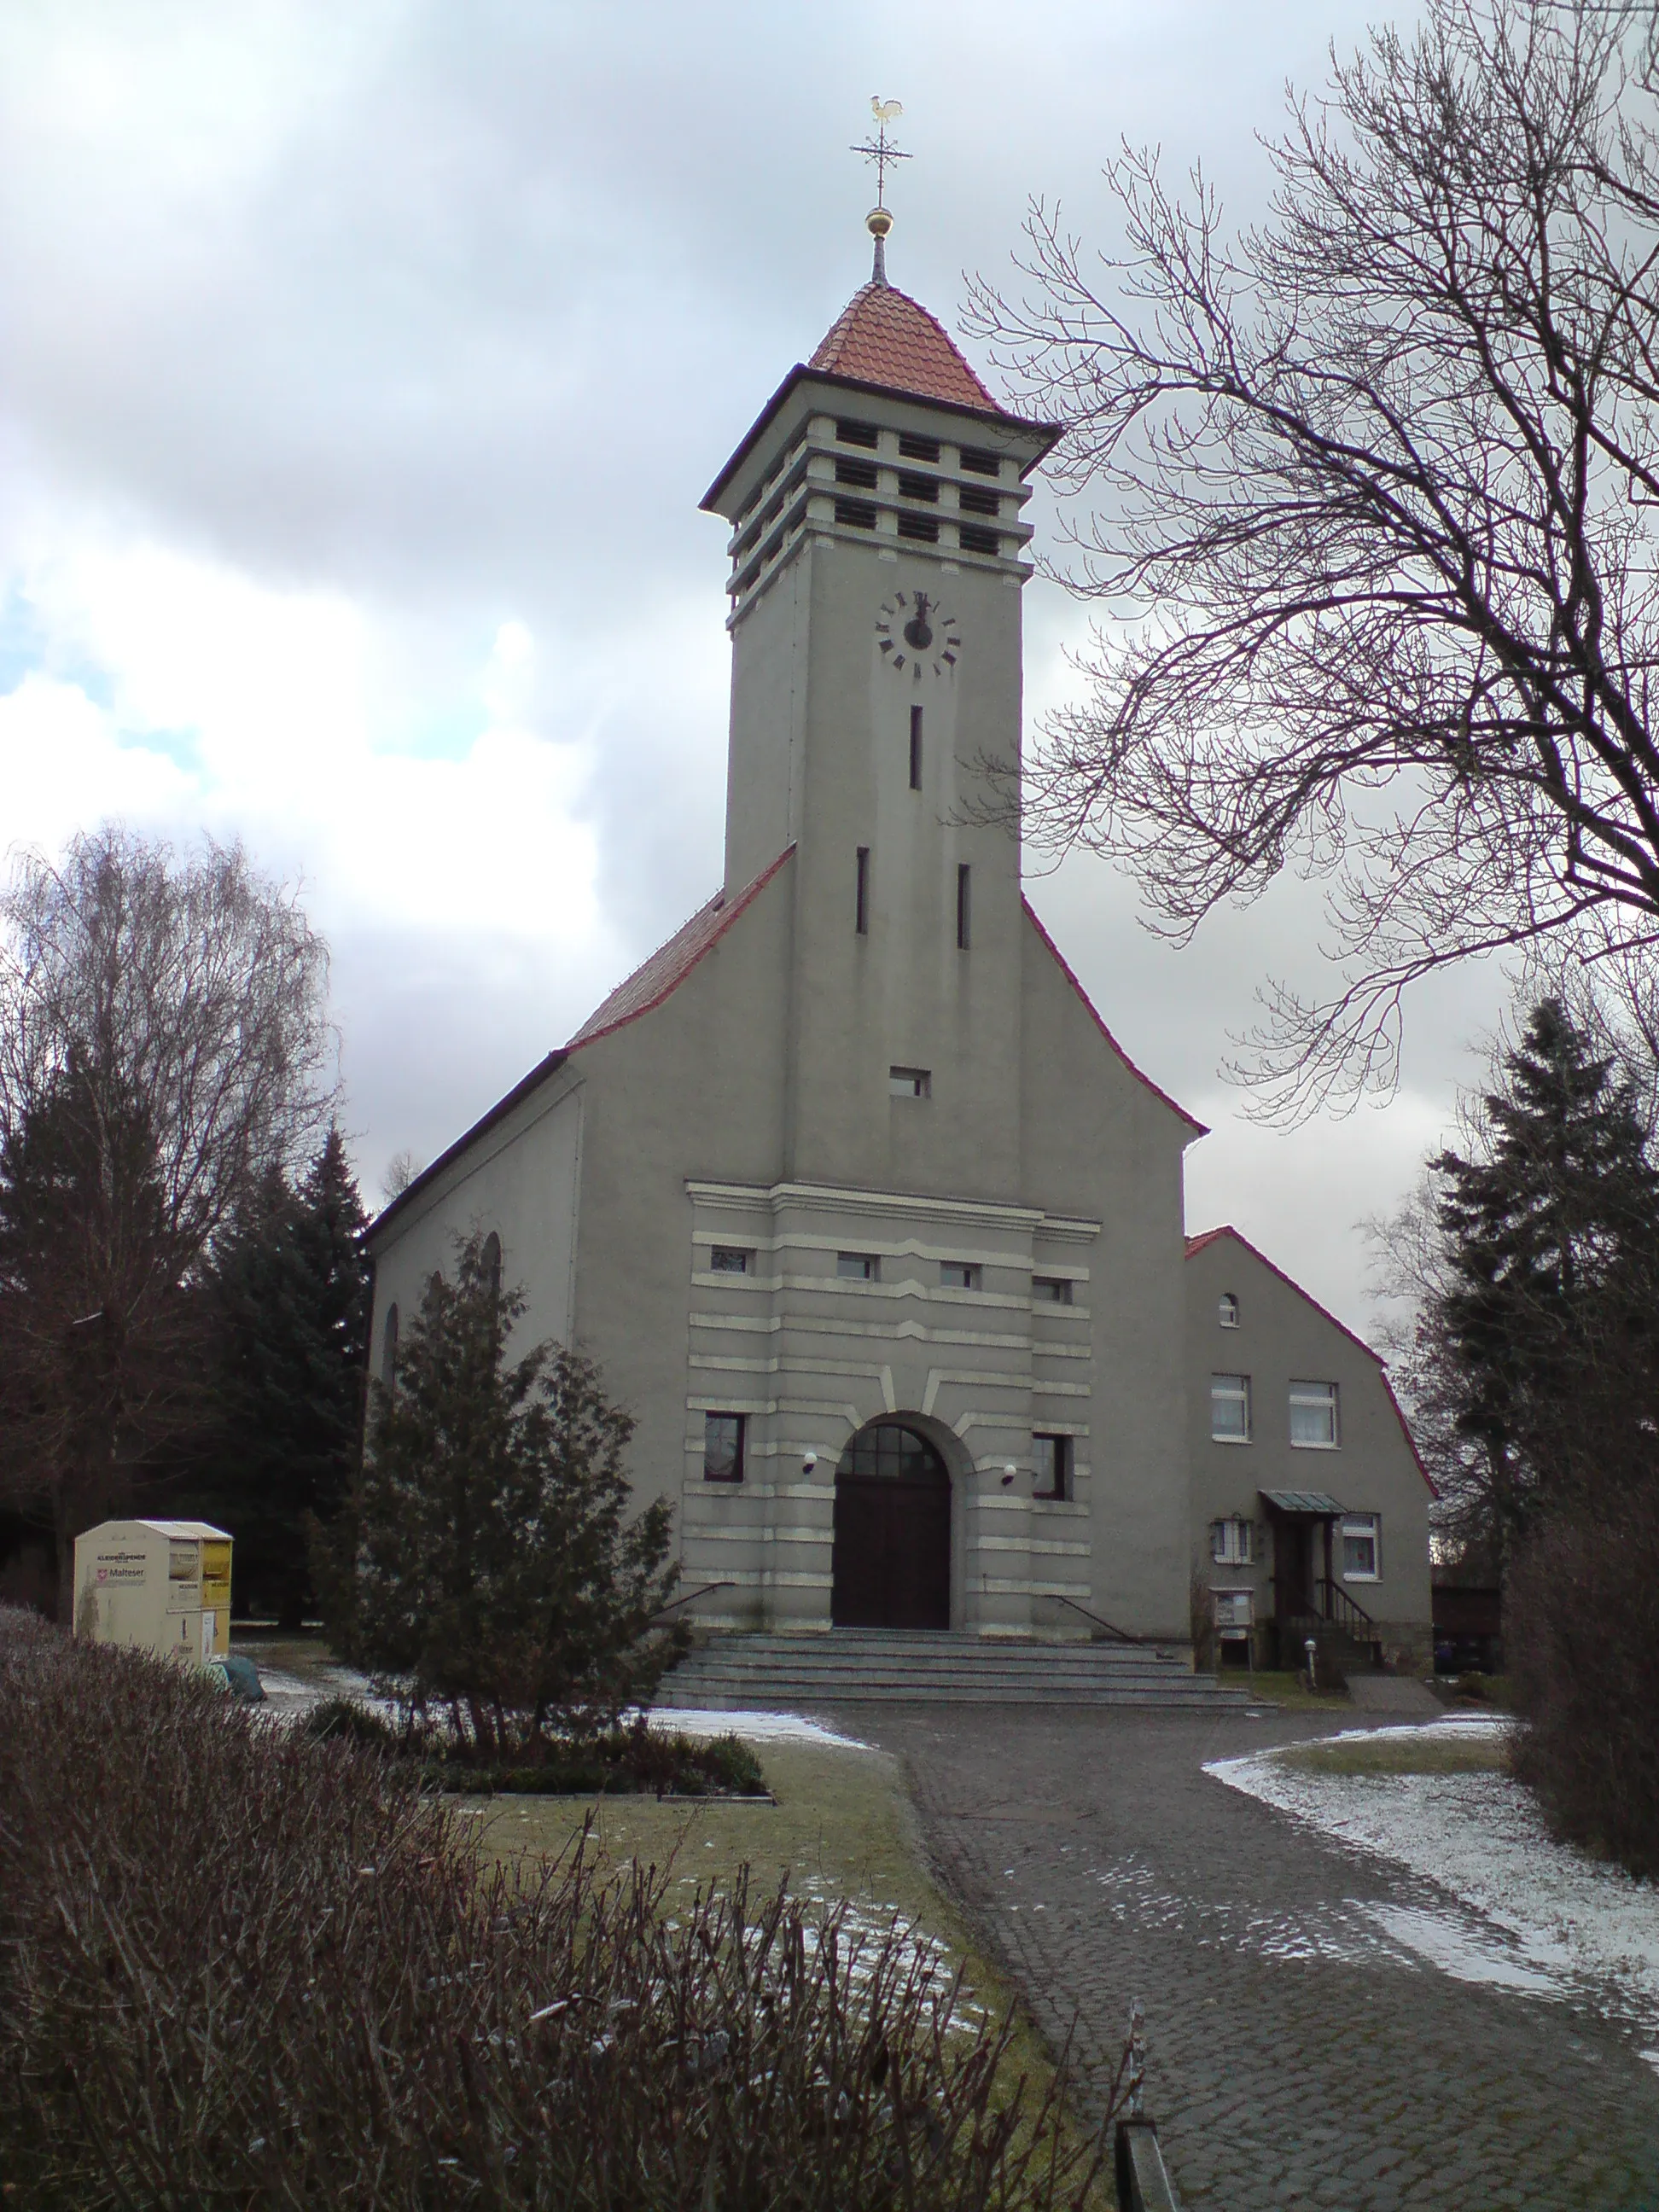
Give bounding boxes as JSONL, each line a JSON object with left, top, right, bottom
{"left": 73, "top": 1520, "right": 233, "bottom": 1664}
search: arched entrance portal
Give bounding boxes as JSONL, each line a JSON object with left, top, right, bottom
{"left": 831, "top": 1422, "right": 952, "bottom": 1630}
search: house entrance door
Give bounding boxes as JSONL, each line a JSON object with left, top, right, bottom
{"left": 831, "top": 1423, "right": 952, "bottom": 1629}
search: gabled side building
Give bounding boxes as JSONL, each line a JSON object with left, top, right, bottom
{"left": 1187, "top": 1227, "right": 1433, "bottom": 1672}
{"left": 365, "top": 213, "right": 1434, "bottom": 1668}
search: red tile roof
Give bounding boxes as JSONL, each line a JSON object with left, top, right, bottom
{"left": 809, "top": 282, "right": 1002, "bottom": 414}
{"left": 566, "top": 847, "right": 795, "bottom": 1050}
{"left": 1022, "top": 896, "right": 1208, "bottom": 1134}
{"left": 1185, "top": 1225, "right": 1435, "bottom": 1493}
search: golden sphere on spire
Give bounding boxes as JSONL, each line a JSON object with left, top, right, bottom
{"left": 866, "top": 205, "right": 894, "bottom": 241}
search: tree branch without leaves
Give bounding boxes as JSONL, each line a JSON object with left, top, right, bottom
{"left": 966, "top": 0, "right": 1659, "bottom": 1115}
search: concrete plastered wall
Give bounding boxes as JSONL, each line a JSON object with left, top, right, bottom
{"left": 1185, "top": 1231, "right": 1433, "bottom": 1654}
{"left": 1020, "top": 916, "right": 1197, "bottom": 1641}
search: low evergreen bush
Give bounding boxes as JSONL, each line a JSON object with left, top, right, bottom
{"left": 0, "top": 1610, "right": 1111, "bottom": 2209}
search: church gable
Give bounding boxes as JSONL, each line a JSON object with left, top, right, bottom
{"left": 567, "top": 847, "right": 795, "bottom": 1050}
{"left": 1021, "top": 898, "right": 1206, "bottom": 1138}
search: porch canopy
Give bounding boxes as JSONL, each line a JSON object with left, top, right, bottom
{"left": 1259, "top": 1489, "right": 1347, "bottom": 1516}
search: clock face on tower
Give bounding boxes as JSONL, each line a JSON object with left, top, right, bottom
{"left": 876, "top": 591, "right": 961, "bottom": 682}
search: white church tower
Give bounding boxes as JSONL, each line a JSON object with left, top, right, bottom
{"left": 367, "top": 190, "right": 1206, "bottom": 1644}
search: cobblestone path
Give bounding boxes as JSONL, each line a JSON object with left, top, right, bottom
{"left": 845, "top": 1706, "right": 1659, "bottom": 2211}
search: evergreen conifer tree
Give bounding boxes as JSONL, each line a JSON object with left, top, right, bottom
{"left": 1430, "top": 998, "right": 1659, "bottom": 1552}
{"left": 193, "top": 1126, "right": 370, "bottom": 1625}
{"left": 317, "top": 1233, "right": 684, "bottom": 1759}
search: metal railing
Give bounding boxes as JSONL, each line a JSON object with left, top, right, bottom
{"left": 1314, "top": 1578, "right": 1378, "bottom": 1639}
{"left": 1042, "top": 1591, "right": 1146, "bottom": 1646}
{"left": 648, "top": 1580, "right": 736, "bottom": 1626}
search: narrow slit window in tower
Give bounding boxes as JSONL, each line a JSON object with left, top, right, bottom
{"left": 909, "top": 706, "right": 923, "bottom": 789}
{"left": 856, "top": 847, "right": 870, "bottom": 934}
{"left": 956, "top": 864, "right": 971, "bottom": 950}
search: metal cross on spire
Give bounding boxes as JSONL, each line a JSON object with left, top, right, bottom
{"left": 852, "top": 97, "right": 908, "bottom": 285}
{"left": 851, "top": 96, "right": 910, "bottom": 207}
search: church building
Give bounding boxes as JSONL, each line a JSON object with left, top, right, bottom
{"left": 367, "top": 207, "right": 1433, "bottom": 1667}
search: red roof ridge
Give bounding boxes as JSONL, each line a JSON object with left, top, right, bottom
{"left": 808, "top": 281, "right": 1002, "bottom": 414}
{"left": 1184, "top": 1222, "right": 1435, "bottom": 1494}
{"left": 1022, "top": 895, "right": 1207, "bottom": 1135}
{"left": 568, "top": 846, "right": 795, "bottom": 1051}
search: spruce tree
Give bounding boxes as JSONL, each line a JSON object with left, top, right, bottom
{"left": 193, "top": 1126, "right": 370, "bottom": 1626}
{"left": 317, "top": 1233, "right": 684, "bottom": 1758}
{"left": 1430, "top": 998, "right": 1659, "bottom": 1551}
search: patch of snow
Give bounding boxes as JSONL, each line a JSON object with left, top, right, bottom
{"left": 644, "top": 1707, "right": 870, "bottom": 1750}
{"left": 1205, "top": 1725, "right": 1659, "bottom": 2036}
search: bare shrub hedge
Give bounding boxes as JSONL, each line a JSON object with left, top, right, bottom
{"left": 0, "top": 1610, "right": 1110, "bottom": 2208}
{"left": 1508, "top": 1489, "right": 1659, "bottom": 1882}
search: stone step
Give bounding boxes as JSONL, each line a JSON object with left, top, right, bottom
{"left": 677, "top": 1663, "right": 1212, "bottom": 1680}
{"left": 659, "top": 1682, "right": 1259, "bottom": 1708}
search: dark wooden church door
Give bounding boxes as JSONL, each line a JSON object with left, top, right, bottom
{"left": 831, "top": 1423, "right": 952, "bottom": 1630}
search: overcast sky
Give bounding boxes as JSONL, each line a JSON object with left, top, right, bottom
{"left": 0, "top": 0, "right": 1509, "bottom": 1336}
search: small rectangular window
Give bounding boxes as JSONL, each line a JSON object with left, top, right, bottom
{"left": 899, "top": 432, "right": 940, "bottom": 462}
{"left": 1209, "top": 1516, "right": 1255, "bottom": 1566}
{"left": 897, "top": 471, "right": 939, "bottom": 503}
{"left": 1033, "top": 1434, "right": 1071, "bottom": 1500}
{"left": 909, "top": 705, "right": 923, "bottom": 790}
{"left": 835, "top": 498, "right": 877, "bottom": 530}
{"left": 898, "top": 512, "right": 939, "bottom": 543}
{"left": 1033, "top": 1276, "right": 1073, "bottom": 1305}
{"left": 703, "top": 1412, "right": 745, "bottom": 1483}
{"left": 855, "top": 847, "right": 870, "bottom": 934}
{"left": 958, "top": 524, "right": 1000, "bottom": 556}
{"left": 1289, "top": 1380, "right": 1339, "bottom": 1448}
{"left": 940, "top": 1261, "right": 979, "bottom": 1291}
{"left": 958, "top": 485, "right": 1001, "bottom": 516}
{"left": 956, "top": 863, "right": 971, "bottom": 950}
{"left": 1342, "top": 1513, "right": 1380, "bottom": 1579}
{"left": 709, "top": 1247, "right": 751, "bottom": 1275}
{"left": 959, "top": 445, "right": 1001, "bottom": 476}
{"left": 837, "top": 1252, "right": 879, "bottom": 1281}
{"left": 889, "top": 1066, "right": 931, "bottom": 1097}
{"left": 835, "top": 456, "right": 878, "bottom": 489}
{"left": 1211, "top": 1374, "right": 1251, "bottom": 1443}
{"left": 836, "top": 417, "right": 880, "bottom": 448}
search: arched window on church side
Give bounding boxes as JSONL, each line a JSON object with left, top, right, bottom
{"left": 481, "top": 1231, "right": 503, "bottom": 1300}
{"left": 1219, "top": 1292, "right": 1240, "bottom": 1329}
{"left": 382, "top": 1302, "right": 399, "bottom": 1387}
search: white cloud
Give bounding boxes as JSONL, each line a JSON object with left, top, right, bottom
{"left": 2, "top": 0, "right": 1501, "bottom": 1295}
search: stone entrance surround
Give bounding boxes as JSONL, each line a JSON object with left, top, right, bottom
{"left": 681, "top": 1178, "right": 1098, "bottom": 1639}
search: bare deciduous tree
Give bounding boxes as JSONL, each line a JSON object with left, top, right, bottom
{"left": 967, "top": 0, "right": 1659, "bottom": 1114}
{"left": 0, "top": 828, "right": 335, "bottom": 1610}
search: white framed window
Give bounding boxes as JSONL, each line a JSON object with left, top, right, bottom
{"left": 1289, "top": 1380, "right": 1340, "bottom": 1448}
{"left": 889, "top": 1066, "right": 931, "bottom": 1097}
{"left": 1211, "top": 1373, "right": 1251, "bottom": 1442}
{"left": 837, "top": 1252, "right": 880, "bottom": 1282}
{"left": 1033, "top": 1276, "right": 1074, "bottom": 1305}
{"left": 1218, "top": 1292, "right": 1239, "bottom": 1328}
{"left": 1209, "top": 1516, "right": 1255, "bottom": 1565}
{"left": 1033, "top": 1434, "right": 1072, "bottom": 1500}
{"left": 1342, "top": 1513, "right": 1380, "bottom": 1580}
{"left": 940, "top": 1261, "right": 980, "bottom": 1291}
{"left": 710, "top": 1247, "right": 752, "bottom": 1274}
{"left": 703, "top": 1412, "right": 745, "bottom": 1483}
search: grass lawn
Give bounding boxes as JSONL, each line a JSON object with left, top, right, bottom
{"left": 1278, "top": 1728, "right": 1513, "bottom": 1777}
{"left": 1220, "top": 1668, "right": 1355, "bottom": 1713}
